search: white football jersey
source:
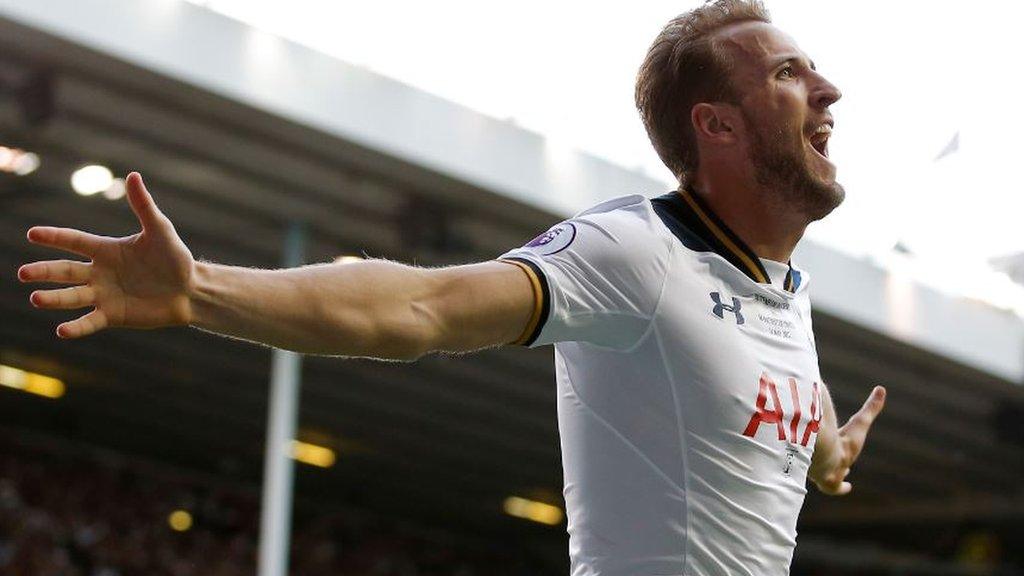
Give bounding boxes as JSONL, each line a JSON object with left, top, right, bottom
{"left": 499, "top": 189, "right": 824, "bottom": 576}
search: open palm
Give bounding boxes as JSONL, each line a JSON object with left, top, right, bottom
{"left": 18, "top": 172, "right": 195, "bottom": 338}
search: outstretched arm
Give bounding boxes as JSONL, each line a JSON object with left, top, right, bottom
{"left": 18, "top": 173, "right": 536, "bottom": 360}
{"left": 187, "top": 258, "right": 533, "bottom": 358}
{"left": 808, "top": 383, "right": 887, "bottom": 495}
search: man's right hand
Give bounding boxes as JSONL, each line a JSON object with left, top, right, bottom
{"left": 18, "top": 171, "right": 538, "bottom": 358}
{"left": 18, "top": 172, "right": 196, "bottom": 339}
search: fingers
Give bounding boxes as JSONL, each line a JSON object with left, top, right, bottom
{"left": 18, "top": 260, "right": 91, "bottom": 284}
{"left": 27, "top": 226, "right": 104, "bottom": 258}
{"left": 816, "top": 468, "right": 853, "bottom": 496}
{"left": 125, "top": 172, "right": 166, "bottom": 231}
{"left": 26, "top": 281, "right": 110, "bottom": 338}
{"left": 836, "top": 386, "right": 887, "bottom": 468}
{"left": 849, "top": 386, "right": 887, "bottom": 430}
{"left": 30, "top": 286, "right": 95, "bottom": 310}
{"left": 815, "top": 387, "right": 885, "bottom": 497}
{"left": 57, "top": 309, "right": 109, "bottom": 339}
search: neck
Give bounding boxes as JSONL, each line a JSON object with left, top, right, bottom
{"left": 689, "top": 169, "right": 808, "bottom": 263}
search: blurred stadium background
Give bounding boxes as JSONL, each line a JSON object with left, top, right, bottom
{"left": 2, "top": 1, "right": 1023, "bottom": 575}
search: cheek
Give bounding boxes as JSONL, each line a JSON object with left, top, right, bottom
{"left": 772, "top": 114, "right": 806, "bottom": 147}
{"left": 763, "top": 91, "right": 806, "bottom": 131}
{"left": 743, "top": 98, "right": 802, "bottom": 141}
{"left": 781, "top": 97, "right": 809, "bottom": 134}
{"left": 756, "top": 117, "right": 802, "bottom": 148}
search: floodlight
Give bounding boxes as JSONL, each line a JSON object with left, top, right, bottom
{"left": 71, "top": 164, "right": 114, "bottom": 196}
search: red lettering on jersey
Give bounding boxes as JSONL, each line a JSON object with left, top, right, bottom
{"left": 742, "top": 373, "right": 786, "bottom": 440}
{"left": 788, "top": 378, "right": 802, "bottom": 444}
{"left": 800, "top": 381, "right": 822, "bottom": 447}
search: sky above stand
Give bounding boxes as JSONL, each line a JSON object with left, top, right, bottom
{"left": 186, "top": 0, "right": 1022, "bottom": 308}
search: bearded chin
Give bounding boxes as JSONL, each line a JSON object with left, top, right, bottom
{"left": 749, "top": 130, "right": 845, "bottom": 222}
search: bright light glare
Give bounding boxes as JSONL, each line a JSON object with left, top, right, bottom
{"left": 0, "top": 364, "right": 65, "bottom": 399}
{"left": 502, "top": 496, "right": 563, "bottom": 525}
{"left": 0, "top": 146, "right": 40, "bottom": 175}
{"left": 289, "top": 440, "right": 336, "bottom": 468}
{"left": 13, "top": 152, "right": 40, "bottom": 175}
{"left": 168, "top": 509, "right": 193, "bottom": 531}
{"left": 103, "top": 177, "right": 127, "bottom": 200}
{"left": 71, "top": 164, "right": 114, "bottom": 196}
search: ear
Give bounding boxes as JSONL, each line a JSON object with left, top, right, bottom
{"left": 691, "top": 103, "right": 740, "bottom": 146}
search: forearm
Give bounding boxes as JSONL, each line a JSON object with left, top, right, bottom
{"left": 188, "top": 260, "right": 438, "bottom": 359}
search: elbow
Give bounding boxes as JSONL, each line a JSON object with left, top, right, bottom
{"left": 367, "top": 330, "right": 431, "bottom": 362}
{"left": 377, "top": 300, "right": 442, "bottom": 362}
{"left": 381, "top": 314, "right": 437, "bottom": 361}
{"left": 319, "top": 275, "right": 440, "bottom": 361}
{"left": 391, "top": 344, "right": 428, "bottom": 362}
{"left": 332, "top": 311, "right": 433, "bottom": 362}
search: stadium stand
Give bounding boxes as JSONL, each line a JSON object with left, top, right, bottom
{"left": 0, "top": 436, "right": 551, "bottom": 576}
{"left": 1, "top": 1, "right": 1023, "bottom": 575}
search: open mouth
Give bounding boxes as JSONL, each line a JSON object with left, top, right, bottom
{"left": 808, "top": 122, "right": 832, "bottom": 159}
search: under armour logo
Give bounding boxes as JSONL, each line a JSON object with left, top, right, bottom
{"left": 710, "top": 292, "right": 744, "bottom": 325}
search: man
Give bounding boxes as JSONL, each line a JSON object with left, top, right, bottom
{"left": 19, "top": 1, "right": 885, "bottom": 574}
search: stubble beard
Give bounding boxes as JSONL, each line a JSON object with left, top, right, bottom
{"left": 745, "top": 113, "right": 846, "bottom": 223}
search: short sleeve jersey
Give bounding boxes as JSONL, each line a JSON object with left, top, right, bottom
{"left": 499, "top": 190, "right": 824, "bottom": 576}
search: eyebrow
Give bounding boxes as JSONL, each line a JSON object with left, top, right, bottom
{"left": 772, "top": 55, "right": 816, "bottom": 71}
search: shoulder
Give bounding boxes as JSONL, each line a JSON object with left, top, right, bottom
{"left": 570, "top": 194, "right": 667, "bottom": 245}
{"left": 574, "top": 193, "right": 651, "bottom": 217}
{"left": 499, "top": 194, "right": 674, "bottom": 349}
{"left": 509, "top": 194, "right": 667, "bottom": 260}
{"left": 573, "top": 194, "right": 659, "bottom": 228}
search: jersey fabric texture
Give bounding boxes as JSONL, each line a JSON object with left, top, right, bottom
{"left": 498, "top": 189, "right": 824, "bottom": 576}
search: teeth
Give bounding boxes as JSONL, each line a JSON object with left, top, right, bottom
{"left": 814, "top": 124, "right": 832, "bottom": 135}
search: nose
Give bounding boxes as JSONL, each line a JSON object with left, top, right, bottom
{"left": 810, "top": 72, "right": 842, "bottom": 110}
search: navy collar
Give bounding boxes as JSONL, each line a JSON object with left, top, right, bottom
{"left": 650, "top": 188, "right": 800, "bottom": 293}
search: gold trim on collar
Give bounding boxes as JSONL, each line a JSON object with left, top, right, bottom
{"left": 678, "top": 189, "right": 768, "bottom": 284}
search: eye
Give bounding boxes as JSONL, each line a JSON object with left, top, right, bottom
{"left": 776, "top": 66, "right": 794, "bottom": 80}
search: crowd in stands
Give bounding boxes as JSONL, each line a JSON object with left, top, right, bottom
{"left": 0, "top": 439, "right": 545, "bottom": 576}
{"left": 1, "top": 436, "right": 1017, "bottom": 576}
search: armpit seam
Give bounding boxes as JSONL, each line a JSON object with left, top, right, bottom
{"left": 651, "top": 322, "right": 692, "bottom": 576}
{"left": 621, "top": 235, "right": 676, "bottom": 354}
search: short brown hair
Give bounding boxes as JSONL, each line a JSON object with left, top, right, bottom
{"left": 635, "top": 0, "right": 771, "bottom": 184}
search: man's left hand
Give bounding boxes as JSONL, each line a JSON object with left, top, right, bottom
{"left": 810, "top": 385, "right": 886, "bottom": 495}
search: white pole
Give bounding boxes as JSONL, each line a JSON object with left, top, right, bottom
{"left": 257, "top": 222, "right": 306, "bottom": 576}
